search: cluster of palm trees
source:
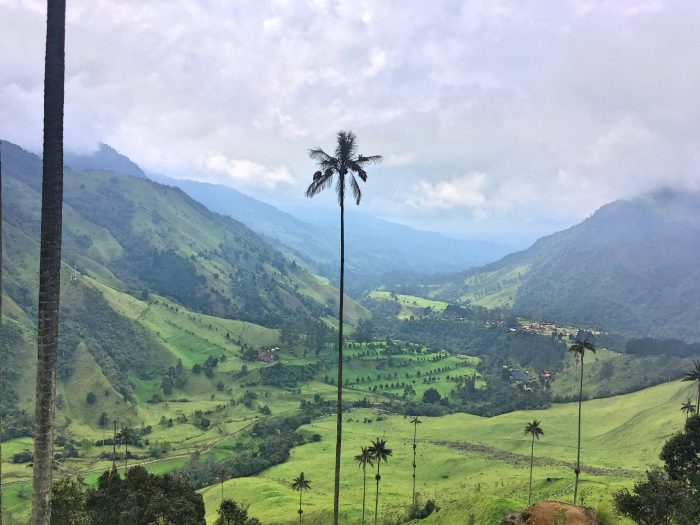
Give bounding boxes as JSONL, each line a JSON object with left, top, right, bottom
{"left": 291, "top": 437, "right": 393, "bottom": 525}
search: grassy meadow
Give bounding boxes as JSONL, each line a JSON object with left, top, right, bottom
{"left": 202, "top": 380, "right": 693, "bottom": 524}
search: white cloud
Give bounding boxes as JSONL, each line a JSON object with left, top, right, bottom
{"left": 385, "top": 153, "right": 415, "bottom": 167}
{"left": 204, "top": 153, "right": 294, "bottom": 190}
{"left": 1, "top": 0, "right": 700, "bottom": 239}
{"left": 406, "top": 173, "right": 490, "bottom": 217}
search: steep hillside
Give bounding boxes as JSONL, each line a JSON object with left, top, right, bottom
{"left": 422, "top": 190, "right": 700, "bottom": 340}
{"left": 1, "top": 139, "right": 367, "bottom": 431}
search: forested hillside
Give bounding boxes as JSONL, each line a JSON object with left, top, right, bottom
{"left": 417, "top": 190, "right": 700, "bottom": 341}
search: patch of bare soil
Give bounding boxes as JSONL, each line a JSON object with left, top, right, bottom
{"left": 501, "top": 501, "right": 598, "bottom": 525}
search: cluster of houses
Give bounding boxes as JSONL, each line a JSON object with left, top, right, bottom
{"left": 521, "top": 322, "right": 557, "bottom": 332}
{"left": 257, "top": 347, "right": 279, "bottom": 364}
{"left": 507, "top": 367, "right": 554, "bottom": 392}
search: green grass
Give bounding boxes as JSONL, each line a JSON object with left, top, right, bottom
{"left": 201, "top": 380, "right": 693, "bottom": 524}
{"left": 367, "top": 291, "right": 449, "bottom": 319}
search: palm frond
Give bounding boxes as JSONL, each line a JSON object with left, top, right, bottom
{"left": 308, "top": 147, "right": 334, "bottom": 163}
{"left": 350, "top": 174, "right": 362, "bottom": 205}
{"left": 335, "top": 130, "right": 358, "bottom": 161}
{"left": 305, "top": 172, "right": 334, "bottom": 199}
{"left": 349, "top": 162, "right": 368, "bottom": 182}
{"left": 357, "top": 154, "right": 383, "bottom": 165}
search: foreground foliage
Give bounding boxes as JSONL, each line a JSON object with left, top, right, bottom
{"left": 614, "top": 415, "right": 700, "bottom": 524}
{"left": 50, "top": 466, "right": 205, "bottom": 525}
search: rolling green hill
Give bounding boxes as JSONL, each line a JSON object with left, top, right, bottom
{"left": 202, "top": 380, "right": 694, "bottom": 524}
{"left": 419, "top": 189, "right": 700, "bottom": 341}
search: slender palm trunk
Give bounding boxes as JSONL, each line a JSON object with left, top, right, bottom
{"left": 696, "top": 385, "right": 699, "bottom": 416}
{"left": 31, "top": 3, "right": 66, "bottom": 523}
{"left": 1, "top": 139, "right": 4, "bottom": 525}
{"left": 333, "top": 194, "right": 345, "bottom": 525}
{"left": 361, "top": 464, "right": 367, "bottom": 525}
{"left": 374, "top": 461, "right": 381, "bottom": 525}
{"left": 528, "top": 434, "right": 535, "bottom": 504}
{"left": 298, "top": 490, "right": 303, "bottom": 525}
{"left": 411, "top": 423, "right": 417, "bottom": 511}
{"left": 573, "top": 356, "right": 584, "bottom": 505}
{"left": 112, "top": 421, "right": 117, "bottom": 470}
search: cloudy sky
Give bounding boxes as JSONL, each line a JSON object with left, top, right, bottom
{"left": 2, "top": 0, "right": 700, "bottom": 244}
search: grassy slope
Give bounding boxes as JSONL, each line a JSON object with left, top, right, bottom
{"left": 368, "top": 291, "right": 448, "bottom": 320}
{"left": 203, "top": 380, "right": 693, "bottom": 524}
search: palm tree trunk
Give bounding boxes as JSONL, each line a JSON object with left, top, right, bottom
{"left": 0, "top": 139, "right": 4, "bottom": 525}
{"left": 412, "top": 423, "right": 417, "bottom": 511}
{"left": 31, "top": 3, "right": 66, "bottom": 524}
{"left": 299, "top": 490, "right": 303, "bottom": 525}
{"left": 1, "top": 141, "right": 4, "bottom": 525}
{"left": 573, "top": 356, "right": 584, "bottom": 505}
{"left": 528, "top": 434, "right": 535, "bottom": 504}
{"left": 374, "top": 461, "right": 381, "bottom": 525}
{"left": 696, "top": 384, "right": 699, "bottom": 416}
{"left": 333, "top": 196, "right": 345, "bottom": 525}
{"left": 362, "top": 465, "right": 367, "bottom": 525}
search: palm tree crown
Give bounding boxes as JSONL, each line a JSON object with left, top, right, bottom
{"left": 524, "top": 420, "right": 544, "bottom": 439}
{"left": 292, "top": 472, "right": 311, "bottom": 492}
{"left": 369, "top": 438, "right": 393, "bottom": 463}
{"left": 355, "top": 447, "right": 374, "bottom": 469}
{"left": 306, "top": 131, "right": 383, "bottom": 205}
{"left": 569, "top": 339, "right": 597, "bottom": 361}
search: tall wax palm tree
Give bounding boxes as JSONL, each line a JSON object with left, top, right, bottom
{"left": 680, "top": 399, "right": 696, "bottom": 423}
{"left": 369, "top": 438, "right": 392, "bottom": 525}
{"left": 291, "top": 472, "right": 311, "bottom": 525}
{"left": 569, "top": 339, "right": 596, "bottom": 505}
{"left": 524, "top": 420, "right": 544, "bottom": 505}
{"left": 31, "top": 2, "right": 67, "bottom": 524}
{"left": 681, "top": 360, "right": 700, "bottom": 416}
{"left": 305, "top": 131, "right": 382, "bottom": 524}
{"left": 409, "top": 417, "right": 422, "bottom": 512}
{"left": 1, "top": 141, "right": 4, "bottom": 525}
{"left": 354, "top": 447, "right": 374, "bottom": 525}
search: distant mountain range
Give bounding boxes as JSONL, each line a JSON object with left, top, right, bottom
{"left": 59, "top": 143, "right": 507, "bottom": 284}
{"left": 149, "top": 174, "right": 508, "bottom": 288}
{"left": 415, "top": 189, "right": 700, "bottom": 341}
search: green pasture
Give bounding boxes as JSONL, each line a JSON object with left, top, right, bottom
{"left": 202, "top": 380, "right": 692, "bottom": 524}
